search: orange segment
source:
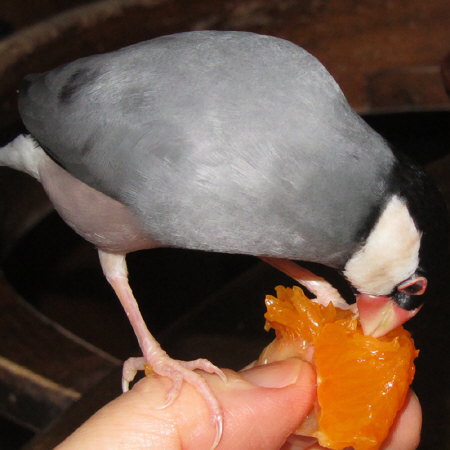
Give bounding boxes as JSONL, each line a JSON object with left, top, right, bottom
{"left": 260, "top": 286, "right": 419, "bottom": 450}
{"left": 264, "top": 285, "right": 354, "bottom": 343}
{"left": 315, "top": 322, "right": 417, "bottom": 450}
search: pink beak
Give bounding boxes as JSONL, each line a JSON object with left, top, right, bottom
{"left": 356, "top": 294, "right": 422, "bottom": 338}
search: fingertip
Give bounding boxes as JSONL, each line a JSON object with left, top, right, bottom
{"left": 382, "top": 390, "right": 422, "bottom": 450}
{"left": 216, "top": 358, "right": 317, "bottom": 448}
{"left": 241, "top": 358, "right": 315, "bottom": 389}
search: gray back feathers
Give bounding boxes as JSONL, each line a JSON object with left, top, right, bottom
{"left": 18, "top": 31, "right": 394, "bottom": 267}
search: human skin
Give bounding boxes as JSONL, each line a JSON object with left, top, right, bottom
{"left": 56, "top": 358, "right": 421, "bottom": 450}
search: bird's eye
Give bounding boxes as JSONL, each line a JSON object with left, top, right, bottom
{"left": 398, "top": 277, "right": 427, "bottom": 296}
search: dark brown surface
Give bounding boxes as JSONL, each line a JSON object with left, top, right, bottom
{"left": 0, "top": 274, "right": 119, "bottom": 432}
{"left": 0, "top": 0, "right": 449, "bottom": 133}
{"left": 0, "top": 169, "right": 51, "bottom": 261}
{"left": 22, "top": 367, "right": 123, "bottom": 450}
{"left": 442, "top": 52, "right": 450, "bottom": 97}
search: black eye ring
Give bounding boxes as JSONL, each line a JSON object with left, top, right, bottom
{"left": 398, "top": 277, "right": 427, "bottom": 296}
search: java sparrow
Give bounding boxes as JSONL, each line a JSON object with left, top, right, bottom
{"left": 1, "top": 31, "right": 446, "bottom": 446}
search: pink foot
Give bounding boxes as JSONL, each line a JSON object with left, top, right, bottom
{"left": 123, "top": 355, "right": 226, "bottom": 448}
{"left": 99, "top": 250, "right": 227, "bottom": 448}
{"left": 261, "top": 256, "right": 356, "bottom": 312}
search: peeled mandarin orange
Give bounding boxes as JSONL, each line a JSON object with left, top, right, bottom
{"left": 258, "top": 285, "right": 419, "bottom": 450}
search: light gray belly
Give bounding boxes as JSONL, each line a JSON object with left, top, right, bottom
{"left": 38, "top": 154, "right": 159, "bottom": 253}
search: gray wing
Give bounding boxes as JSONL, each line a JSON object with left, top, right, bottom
{"left": 18, "top": 31, "right": 394, "bottom": 267}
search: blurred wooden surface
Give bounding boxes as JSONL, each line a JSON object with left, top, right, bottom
{"left": 0, "top": 274, "right": 119, "bottom": 432}
{"left": 0, "top": 0, "right": 449, "bottom": 132}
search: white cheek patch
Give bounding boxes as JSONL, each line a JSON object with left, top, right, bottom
{"left": 344, "top": 195, "right": 421, "bottom": 295}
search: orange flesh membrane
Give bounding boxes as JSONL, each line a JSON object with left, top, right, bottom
{"left": 259, "top": 286, "right": 418, "bottom": 450}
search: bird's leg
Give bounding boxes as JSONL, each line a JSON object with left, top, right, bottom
{"left": 98, "top": 250, "right": 225, "bottom": 448}
{"left": 261, "top": 257, "right": 355, "bottom": 311}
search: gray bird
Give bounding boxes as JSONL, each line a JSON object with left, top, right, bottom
{"left": 1, "top": 31, "right": 446, "bottom": 446}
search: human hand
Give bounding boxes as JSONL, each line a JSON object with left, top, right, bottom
{"left": 56, "top": 358, "right": 421, "bottom": 449}
{"left": 285, "top": 390, "right": 421, "bottom": 450}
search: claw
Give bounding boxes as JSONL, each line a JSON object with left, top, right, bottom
{"left": 156, "top": 374, "right": 184, "bottom": 409}
{"left": 211, "top": 413, "right": 224, "bottom": 450}
{"left": 122, "top": 356, "right": 145, "bottom": 392}
{"left": 121, "top": 355, "right": 225, "bottom": 448}
{"left": 183, "top": 358, "right": 228, "bottom": 383}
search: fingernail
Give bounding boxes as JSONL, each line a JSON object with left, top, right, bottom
{"left": 240, "top": 358, "right": 307, "bottom": 389}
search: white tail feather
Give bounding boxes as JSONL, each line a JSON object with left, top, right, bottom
{"left": 0, "top": 134, "right": 44, "bottom": 180}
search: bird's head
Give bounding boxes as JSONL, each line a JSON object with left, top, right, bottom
{"left": 343, "top": 152, "right": 448, "bottom": 337}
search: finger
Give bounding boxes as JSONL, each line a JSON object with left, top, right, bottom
{"left": 283, "top": 389, "right": 422, "bottom": 450}
{"left": 381, "top": 390, "right": 422, "bottom": 450}
{"left": 181, "top": 358, "right": 317, "bottom": 449}
{"left": 56, "top": 358, "right": 316, "bottom": 450}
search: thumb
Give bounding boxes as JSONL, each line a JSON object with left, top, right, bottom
{"left": 235, "top": 358, "right": 317, "bottom": 449}
{"left": 210, "top": 358, "right": 317, "bottom": 449}
{"left": 157, "top": 357, "right": 317, "bottom": 449}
